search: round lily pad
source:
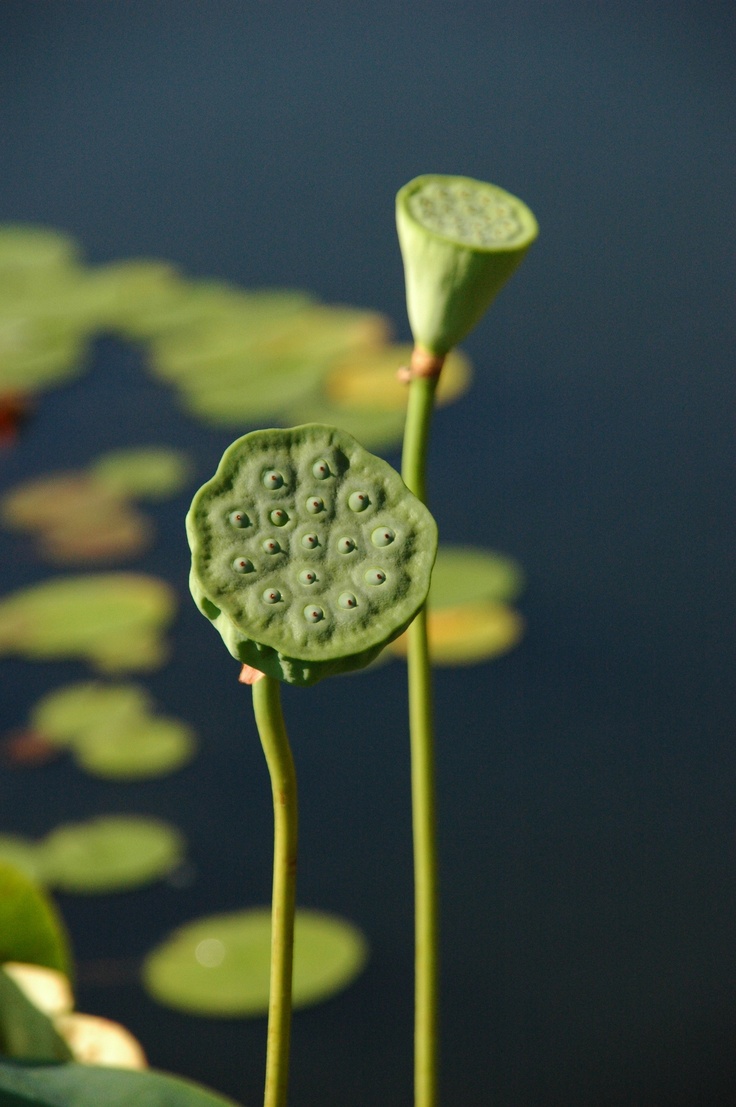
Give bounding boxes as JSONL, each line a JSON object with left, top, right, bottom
{"left": 325, "top": 344, "right": 471, "bottom": 411}
{"left": 187, "top": 424, "right": 438, "bottom": 685}
{"left": 0, "top": 838, "right": 45, "bottom": 883}
{"left": 428, "top": 545, "right": 525, "bottom": 608}
{"left": 41, "top": 816, "right": 185, "bottom": 894}
{"left": 389, "top": 600, "right": 524, "bottom": 666}
{"left": 142, "top": 908, "right": 368, "bottom": 1017}
{"left": 0, "top": 573, "right": 176, "bottom": 673}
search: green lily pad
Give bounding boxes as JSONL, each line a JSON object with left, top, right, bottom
{"left": 428, "top": 545, "right": 525, "bottom": 608}
{"left": 88, "top": 447, "right": 191, "bottom": 500}
{"left": 325, "top": 343, "right": 472, "bottom": 412}
{"left": 142, "top": 908, "right": 368, "bottom": 1017}
{"left": 41, "top": 816, "right": 185, "bottom": 894}
{"left": 0, "top": 863, "right": 72, "bottom": 976}
{"left": 389, "top": 600, "right": 525, "bottom": 665}
{"left": 0, "top": 840, "right": 44, "bottom": 884}
{"left": 0, "top": 226, "right": 81, "bottom": 277}
{"left": 0, "top": 574, "right": 176, "bottom": 672}
{"left": 28, "top": 681, "right": 197, "bottom": 781}
{"left": 0, "top": 1060, "right": 243, "bottom": 1107}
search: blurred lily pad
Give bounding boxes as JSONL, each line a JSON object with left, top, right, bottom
{"left": 88, "top": 447, "right": 191, "bottom": 500}
{"left": 325, "top": 344, "right": 471, "bottom": 411}
{"left": 0, "top": 226, "right": 81, "bottom": 277}
{"left": 0, "top": 863, "right": 72, "bottom": 975}
{"left": 26, "top": 681, "right": 196, "bottom": 781}
{"left": 0, "top": 574, "right": 176, "bottom": 672}
{"left": 40, "top": 816, "right": 185, "bottom": 894}
{"left": 142, "top": 908, "right": 368, "bottom": 1017}
{"left": 387, "top": 546, "right": 526, "bottom": 666}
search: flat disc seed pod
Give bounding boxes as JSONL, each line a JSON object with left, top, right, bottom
{"left": 396, "top": 174, "right": 538, "bottom": 356}
{"left": 187, "top": 424, "right": 438, "bottom": 685}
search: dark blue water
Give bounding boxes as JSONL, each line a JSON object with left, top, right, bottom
{"left": 1, "top": 4, "right": 734, "bottom": 1105}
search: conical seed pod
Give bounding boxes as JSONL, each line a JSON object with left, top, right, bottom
{"left": 187, "top": 424, "right": 438, "bottom": 686}
{"left": 396, "top": 174, "right": 538, "bottom": 356}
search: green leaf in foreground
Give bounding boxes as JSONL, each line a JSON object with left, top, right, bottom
{"left": 0, "top": 864, "right": 72, "bottom": 976}
{"left": 143, "top": 908, "right": 368, "bottom": 1017}
{"left": 0, "top": 1060, "right": 243, "bottom": 1107}
{"left": 41, "top": 816, "right": 185, "bottom": 894}
{"left": 0, "top": 969, "right": 72, "bottom": 1063}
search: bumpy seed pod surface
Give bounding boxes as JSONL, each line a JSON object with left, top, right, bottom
{"left": 187, "top": 424, "right": 438, "bottom": 685}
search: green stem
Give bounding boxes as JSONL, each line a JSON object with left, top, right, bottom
{"left": 252, "top": 674, "right": 298, "bottom": 1107}
{"left": 402, "top": 370, "right": 440, "bottom": 1107}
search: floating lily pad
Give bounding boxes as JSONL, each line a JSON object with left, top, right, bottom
{"left": 0, "top": 863, "right": 72, "bottom": 975}
{"left": 0, "top": 226, "right": 81, "bottom": 277}
{"left": 389, "top": 600, "right": 524, "bottom": 665}
{"left": 142, "top": 908, "right": 368, "bottom": 1017}
{"left": 428, "top": 545, "right": 525, "bottom": 608}
{"left": 0, "top": 839, "right": 44, "bottom": 883}
{"left": 89, "top": 447, "right": 191, "bottom": 501}
{"left": 325, "top": 344, "right": 471, "bottom": 411}
{"left": 0, "top": 574, "right": 176, "bottom": 672}
{"left": 27, "top": 681, "right": 196, "bottom": 781}
{"left": 41, "top": 816, "right": 185, "bottom": 894}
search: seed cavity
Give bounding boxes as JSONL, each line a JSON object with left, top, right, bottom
{"left": 305, "top": 496, "right": 324, "bottom": 514}
{"left": 301, "top": 533, "right": 320, "bottom": 550}
{"left": 263, "top": 470, "right": 284, "bottom": 490}
{"left": 372, "top": 526, "right": 395, "bottom": 547}
{"left": 348, "top": 491, "right": 370, "bottom": 512}
{"left": 312, "top": 459, "right": 331, "bottom": 480}
{"left": 262, "top": 588, "right": 281, "bottom": 604}
{"left": 232, "top": 557, "right": 254, "bottom": 574}
{"left": 337, "top": 537, "right": 356, "bottom": 554}
{"left": 262, "top": 539, "right": 281, "bottom": 554}
{"left": 270, "top": 509, "right": 289, "bottom": 526}
{"left": 303, "top": 605, "right": 324, "bottom": 624}
{"left": 338, "top": 592, "right": 358, "bottom": 609}
{"left": 364, "top": 568, "right": 387, "bottom": 586}
{"left": 298, "top": 569, "right": 318, "bottom": 586}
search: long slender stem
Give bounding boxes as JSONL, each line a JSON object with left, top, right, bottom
{"left": 402, "top": 370, "right": 440, "bottom": 1107}
{"left": 252, "top": 674, "right": 298, "bottom": 1107}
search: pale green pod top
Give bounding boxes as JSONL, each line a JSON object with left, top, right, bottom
{"left": 187, "top": 424, "right": 438, "bottom": 685}
{"left": 396, "top": 174, "right": 538, "bottom": 356}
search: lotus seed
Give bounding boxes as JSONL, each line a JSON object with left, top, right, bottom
{"left": 364, "top": 568, "right": 387, "bottom": 585}
{"left": 232, "top": 556, "right": 254, "bottom": 573}
{"left": 263, "top": 470, "right": 284, "bottom": 490}
{"left": 312, "top": 459, "right": 331, "bottom": 479}
{"left": 298, "top": 569, "right": 318, "bottom": 586}
{"left": 262, "top": 588, "right": 281, "bottom": 604}
{"left": 337, "top": 537, "right": 356, "bottom": 554}
{"left": 301, "top": 533, "right": 320, "bottom": 549}
{"left": 338, "top": 592, "right": 358, "bottom": 609}
{"left": 348, "top": 491, "right": 370, "bottom": 512}
{"left": 262, "top": 538, "right": 281, "bottom": 554}
{"left": 372, "top": 526, "right": 395, "bottom": 547}
{"left": 270, "top": 509, "right": 289, "bottom": 526}
{"left": 305, "top": 496, "right": 324, "bottom": 514}
{"left": 229, "top": 510, "right": 250, "bottom": 528}
{"left": 303, "top": 605, "right": 324, "bottom": 624}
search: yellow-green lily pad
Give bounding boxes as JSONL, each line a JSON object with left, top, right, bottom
{"left": 325, "top": 344, "right": 471, "bottom": 411}
{"left": 41, "top": 816, "right": 185, "bottom": 894}
{"left": 142, "top": 908, "right": 368, "bottom": 1017}
{"left": 389, "top": 600, "right": 524, "bottom": 665}
{"left": 0, "top": 840, "right": 45, "bottom": 884}
{"left": 0, "top": 573, "right": 176, "bottom": 672}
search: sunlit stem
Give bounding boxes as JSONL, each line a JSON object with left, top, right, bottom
{"left": 401, "top": 366, "right": 441, "bottom": 1107}
{"left": 252, "top": 673, "right": 298, "bottom": 1107}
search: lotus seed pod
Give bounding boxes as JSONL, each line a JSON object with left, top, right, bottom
{"left": 187, "top": 424, "right": 438, "bottom": 686}
{"left": 396, "top": 174, "right": 538, "bottom": 356}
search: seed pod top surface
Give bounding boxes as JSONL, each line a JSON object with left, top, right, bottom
{"left": 187, "top": 424, "right": 438, "bottom": 685}
{"left": 396, "top": 174, "right": 538, "bottom": 356}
